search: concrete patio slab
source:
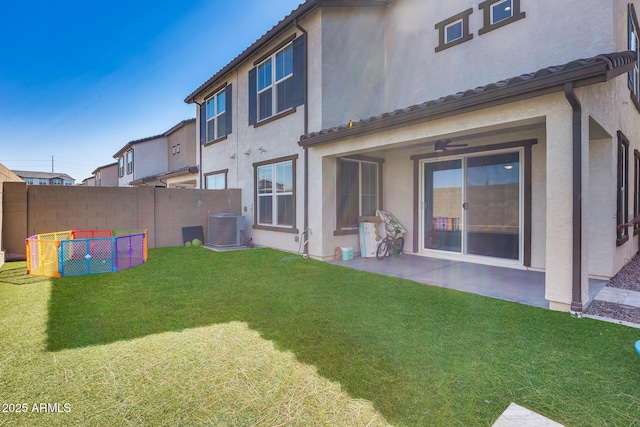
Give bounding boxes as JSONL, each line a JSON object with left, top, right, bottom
{"left": 492, "top": 403, "right": 564, "bottom": 427}
{"left": 330, "top": 253, "right": 608, "bottom": 309}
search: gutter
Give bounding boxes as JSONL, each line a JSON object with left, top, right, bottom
{"left": 294, "top": 18, "right": 310, "bottom": 256}
{"left": 564, "top": 82, "right": 583, "bottom": 313}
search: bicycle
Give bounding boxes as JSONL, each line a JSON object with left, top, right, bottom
{"left": 376, "top": 227, "right": 405, "bottom": 260}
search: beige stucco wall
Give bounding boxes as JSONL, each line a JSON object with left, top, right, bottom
{"left": 167, "top": 121, "right": 196, "bottom": 172}
{"left": 383, "top": 0, "right": 619, "bottom": 113}
{"left": 0, "top": 166, "right": 24, "bottom": 265}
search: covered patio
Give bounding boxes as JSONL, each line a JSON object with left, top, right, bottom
{"left": 330, "top": 253, "right": 608, "bottom": 309}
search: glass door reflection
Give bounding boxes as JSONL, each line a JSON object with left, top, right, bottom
{"left": 423, "top": 160, "right": 463, "bottom": 253}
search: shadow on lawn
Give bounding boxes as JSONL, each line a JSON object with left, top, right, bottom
{"left": 0, "top": 264, "right": 48, "bottom": 286}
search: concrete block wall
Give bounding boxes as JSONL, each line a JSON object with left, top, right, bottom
{"left": 3, "top": 185, "right": 241, "bottom": 256}
{"left": 154, "top": 188, "right": 241, "bottom": 247}
{"left": 2, "top": 182, "right": 28, "bottom": 259}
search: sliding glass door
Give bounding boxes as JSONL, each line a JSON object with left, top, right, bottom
{"left": 422, "top": 151, "right": 521, "bottom": 261}
{"left": 423, "top": 160, "right": 463, "bottom": 253}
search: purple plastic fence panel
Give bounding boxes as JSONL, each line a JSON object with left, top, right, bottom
{"left": 115, "top": 233, "right": 145, "bottom": 271}
{"left": 27, "top": 238, "right": 39, "bottom": 273}
{"left": 60, "top": 238, "right": 115, "bottom": 277}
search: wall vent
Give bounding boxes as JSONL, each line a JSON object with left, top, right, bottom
{"left": 208, "top": 214, "right": 245, "bottom": 247}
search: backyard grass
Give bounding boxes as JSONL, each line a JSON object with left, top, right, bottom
{"left": 2, "top": 247, "right": 640, "bottom": 426}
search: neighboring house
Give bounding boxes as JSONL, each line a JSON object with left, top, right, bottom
{"left": 81, "top": 176, "right": 96, "bottom": 186}
{"left": 91, "top": 162, "right": 119, "bottom": 187}
{"left": 113, "top": 119, "right": 197, "bottom": 188}
{"left": 12, "top": 170, "right": 75, "bottom": 186}
{"left": 185, "top": 0, "right": 640, "bottom": 313}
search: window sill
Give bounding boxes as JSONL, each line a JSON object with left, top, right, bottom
{"left": 617, "top": 235, "right": 630, "bottom": 247}
{"left": 479, "top": 12, "right": 526, "bottom": 35}
{"left": 333, "top": 229, "right": 358, "bottom": 236}
{"left": 253, "top": 107, "right": 297, "bottom": 128}
{"left": 435, "top": 33, "right": 473, "bottom": 52}
{"left": 204, "top": 134, "right": 228, "bottom": 147}
{"left": 253, "top": 224, "right": 299, "bottom": 234}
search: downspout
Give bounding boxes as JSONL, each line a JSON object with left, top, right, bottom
{"left": 294, "top": 18, "right": 309, "bottom": 256}
{"left": 564, "top": 82, "right": 583, "bottom": 313}
{"left": 195, "top": 100, "right": 203, "bottom": 189}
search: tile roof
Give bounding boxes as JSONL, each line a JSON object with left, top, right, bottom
{"left": 299, "top": 51, "right": 637, "bottom": 147}
{"left": 12, "top": 170, "right": 75, "bottom": 181}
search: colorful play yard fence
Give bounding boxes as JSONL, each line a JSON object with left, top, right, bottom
{"left": 26, "top": 229, "right": 148, "bottom": 278}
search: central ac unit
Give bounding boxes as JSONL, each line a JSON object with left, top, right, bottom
{"left": 208, "top": 214, "right": 245, "bottom": 247}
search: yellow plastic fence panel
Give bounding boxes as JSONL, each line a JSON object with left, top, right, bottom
{"left": 28, "top": 239, "right": 61, "bottom": 278}
{"left": 144, "top": 229, "right": 148, "bottom": 261}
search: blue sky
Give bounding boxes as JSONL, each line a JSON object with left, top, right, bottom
{"left": 0, "top": 0, "right": 303, "bottom": 181}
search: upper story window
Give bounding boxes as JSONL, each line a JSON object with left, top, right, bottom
{"left": 248, "top": 35, "right": 305, "bottom": 126}
{"left": 257, "top": 44, "right": 292, "bottom": 121}
{"left": 629, "top": 4, "right": 640, "bottom": 110}
{"left": 118, "top": 156, "right": 124, "bottom": 177}
{"left": 24, "top": 178, "right": 34, "bottom": 185}
{"left": 200, "top": 85, "right": 232, "bottom": 145}
{"left": 126, "top": 150, "right": 134, "bottom": 175}
{"left": 64, "top": 179, "right": 73, "bottom": 186}
{"left": 39, "top": 179, "right": 47, "bottom": 185}
{"left": 435, "top": 9, "right": 473, "bottom": 52}
{"left": 478, "top": 0, "right": 525, "bottom": 35}
{"left": 52, "top": 178, "right": 62, "bottom": 185}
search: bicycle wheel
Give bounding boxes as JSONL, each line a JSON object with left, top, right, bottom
{"left": 376, "top": 239, "right": 389, "bottom": 260}
{"left": 392, "top": 236, "right": 404, "bottom": 255}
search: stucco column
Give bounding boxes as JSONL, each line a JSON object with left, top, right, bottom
{"left": 545, "top": 104, "right": 576, "bottom": 311}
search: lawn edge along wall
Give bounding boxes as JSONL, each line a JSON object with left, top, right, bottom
{"left": 26, "top": 230, "right": 148, "bottom": 278}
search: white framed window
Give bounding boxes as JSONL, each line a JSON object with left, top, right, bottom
{"left": 24, "top": 178, "right": 34, "bottom": 185}
{"left": 257, "top": 44, "right": 293, "bottom": 121}
{"left": 126, "top": 150, "right": 134, "bottom": 175}
{"left": 629, "top": 4, "right": 640, "bottom": 108}
{"left": 255, "top": 157, "right": 295, "bottom": 229}
{"left": 205, "top": 171, "right": 227, "bottom": 190}
{"left": 206, "top": 88, "right": 227, "bottom": 142}
{"left": 444, "top": 19, "right": 464, "bottom": 43}
{"left": 118, "top": 156, "right": 124, "bottom": 177}
{"left": 176, "top": 144, "right": 180, "bottom": 153}
{"left": 435, "top": 9, "right": 473, "bottom": 52}
{"left": 490, "top": 0, "right": 512, "bottom": 24}
{"left": 39, "top": 179, "right": 47, "bottom": 185}
{"left": 52, "top": 178, "right": 62, "bottom": 185}
{"left": 64, "top": 180, "right": 73, "bottom": 186}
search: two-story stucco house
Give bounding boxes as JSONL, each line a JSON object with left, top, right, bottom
{"left": 186, "top": 0, "right": 640, "bottom": 313}
{"left": 113, "top": 119, "right": 197, "bottom": 188}
{"left": 12, "top": 170, "right": 75, "bottom": 186}
{"left": 91, "top": 162, "right": 119, "bottom": 187}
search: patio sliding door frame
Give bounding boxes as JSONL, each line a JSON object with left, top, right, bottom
{"left": 411, "top": 138, "right": 535, "bottom": 267}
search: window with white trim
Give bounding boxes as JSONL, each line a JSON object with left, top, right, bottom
{"left": 256, "top": 159, "right": 294, "bottom": 228}
{"left": 435, "top": 9, "right": 473, "bottom": 52}
{"left": 52, "top": 178, "right": 62, "bottom": 185}
{"left": 126, "top": 150, "right": 134, "bottom": 175}
{"left": 206, "top": 88, "right": 227, "bottom": 142}
{"left": 257, "top": 44, "right": 293, "bottom": 121}
{"left": 478, "top": 0, "right": 525, "bottom": 35}
{"left": 118, "top": 156, "right": 124, "bottom": 177}
{"left": 629, "top": 4, "right": 640, "bottom": 108}
{"left": 205, "top": 171, "right": 227, "bottom": 190}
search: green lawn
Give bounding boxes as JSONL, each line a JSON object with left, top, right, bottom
{"left": 2, "top": 247, "right": 640, "bottom": 426}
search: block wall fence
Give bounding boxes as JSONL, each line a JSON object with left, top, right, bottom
{"left": 2, "top": 182, "right": 241, "bottom": 256}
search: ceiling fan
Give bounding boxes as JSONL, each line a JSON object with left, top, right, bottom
{"left": 434, "top": 139, "right": 468, "bottom": 152}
